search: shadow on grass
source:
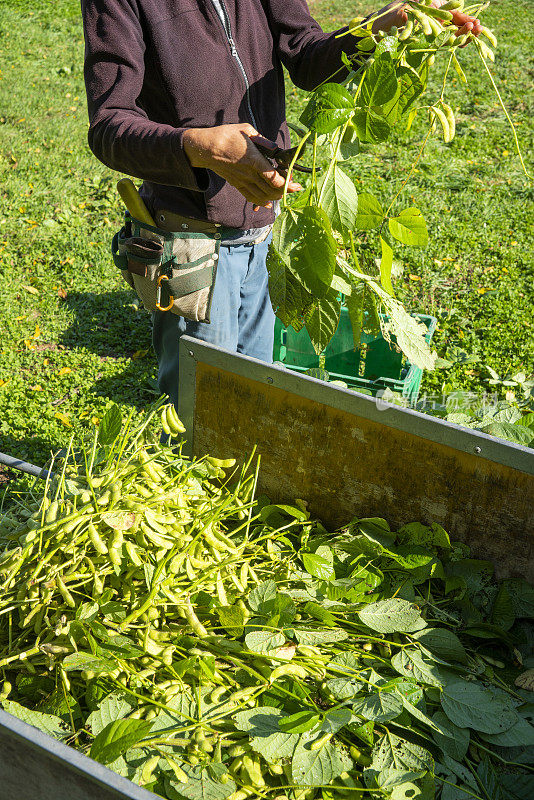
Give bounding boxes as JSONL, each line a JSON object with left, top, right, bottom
{"left": 58, "top": 288, "right": 160, "bottom": 410}
{"left": 60, "top": 289, "right": 152, "bottom": 359}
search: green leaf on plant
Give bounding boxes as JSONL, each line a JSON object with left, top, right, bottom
{"left": 300, "top": 82, "right": 355, "bottom": 134}
{"left": 318, "top": 165, "right": 358, "bottom": 233}
{"left": 388, "top": 208, "right": 428, "bottom": 246}
{"left": 354, "top": 193, "right": 384, "bottom": 229}
{"left": 352, "top": 108, "right": 391, "bottom": 143}
{"left": 361, "top": 53, "right": 399, "bottom": 107}
{"left": 291, "top": 732, "right": 352, "bottom": 786}
{"left": 1, "top": 700, "right": 69, "bottom": 740}
{"left": 279, "top": 709, "right": 321, "bottom": 734}
{"left": 441, "top": 679, "right": 520, "bottom": 734}
{"left": 304, "top": 289, "right": 341, "bottom": 355}
{"left": 98, "top": 403, "right": 122, "bottom": 446}
{"left": 89, "top": 718, "right": 153, "bottom": 765}
{"left": 358, "top": 598, "right": 426, "bottom": 634}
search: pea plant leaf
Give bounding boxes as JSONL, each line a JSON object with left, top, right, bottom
{"left": 432, "top": 711, "right": 470, "bottom": 761}
{"left": 352, "top": 108, "right": 391, "bottom": 143}
{"left": 302, "top": 548, "right": 335, "bottom": 580}
{"left": 89, "top": 718, "right": 153, "bottom": 765}
{"left": 391, "top": 647, "right": 451, "bottom": 687}
{"left": 291, "top": 732, "right": 353, "bottom": 787}
{"left": 270, "top": 206, "right": 337, "bottom": 299}
{"left": 1, "top": 700, "right": 69, "bottom": 741}
{"left": 98, "top": 403, "right": 123, "bottom": 446}
{"left": 370, "top": 282, "right": 437, "bottom": 370}
{"left": 87, "top": 693, "right": 136, "bottom": 736}
{"left": 294, "top": 628, "right": 349, "bottom": 645}
{"left": 479, "top": 715, "right": 534, "bottom": 748}
{"left": 267, "top": 244, "right": 314, "bottom": 330}
{"left": 361, "top": 52, "right": 399, "bottom": 107}
{"left": 244, "top": 630, "right": 286, "bottom": 655}
{"left": 352, "top": 689, "right": 404, "bottom": 723}
{"left": 354, "top": 192, "right": 385, "bottom": 229}
{"left": 304, "top": 288, "right": 341, "bottom": 355}
{"left": 300, "top": 82, "right": 355, "bottom": 134}
{"left": 358, "top": 598, "right": 426, "bottom": 634}
{"left": 440, "top": 679, "right": 520, "bottom": 734}
{"left": 234, "top": 706, "right": 299, "bottom": 760}
{"left": 411, "top": 628, "right": 468, "bottom": 664}
{"left": 371, "top": 731, "right": 434, "bottom": 773}
{"left": 388, "top": 207, "right": 429, "bottom": 246}
{"left": 175, "top": 764, "right": 236, "bottom": 800}
{"left": 318, "top": 164, "right": 358, "bottom": 233}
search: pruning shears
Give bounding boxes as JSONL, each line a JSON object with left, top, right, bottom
{"left": 250, "top": 125, "right": 313, "bottom": 175}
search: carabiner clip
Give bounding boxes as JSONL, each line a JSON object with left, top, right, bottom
{"left": 156, "top": 274, "right": 174, "bottom": 311}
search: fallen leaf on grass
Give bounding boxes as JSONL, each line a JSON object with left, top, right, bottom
{"left": 55, "top": 412, "right": 72, "bottom": 428}
{"left": 58, "top": 367, "right": 72, "bottom": 376}
{"left": 22, "top": 285, "right": 39, "bottom": 295}
{"left": 0, "top": 379, "right": 10, "bottom": 389}
{"left": 132, "top": 349, "right": 149, "bottom": 359}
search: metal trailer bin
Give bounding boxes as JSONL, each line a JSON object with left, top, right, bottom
{"left": 1, "top": 335, "right": 532, "bottom": 798}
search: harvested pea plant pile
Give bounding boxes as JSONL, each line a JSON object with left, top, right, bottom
{"left": 0, "top": 406, "right": 533, "bottom": 800}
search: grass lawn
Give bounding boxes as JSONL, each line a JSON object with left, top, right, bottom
{"left": 0, "top": 0, "right": 532, "bottom": 472}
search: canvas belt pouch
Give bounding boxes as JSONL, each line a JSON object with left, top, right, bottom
{"left": 111, "top": 210, "right": 223, "bottom": 323}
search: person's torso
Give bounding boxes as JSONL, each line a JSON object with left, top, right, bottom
{"left": 136, "top": 0, "right": 290, "bottom": 228}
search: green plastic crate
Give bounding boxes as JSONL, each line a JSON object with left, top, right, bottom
{"left": 273, "top": 309, "right": 437, "bottom": 406}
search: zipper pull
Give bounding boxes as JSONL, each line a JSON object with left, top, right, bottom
{"left": 228, "top": 37, "right": 237, "bottom": 56}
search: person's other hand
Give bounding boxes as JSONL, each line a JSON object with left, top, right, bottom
{"left": 370, "top": 1, "right": 482, "bottom": 40}
{"left": 183, "top": 123, "right": 302, "bottom": 210}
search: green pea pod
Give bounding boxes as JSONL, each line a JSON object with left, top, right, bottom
{"left": 398, "top": 19, "right": 413, "bottom": 40}
{"left": 167, "top": 405, "right": 186, "bottom": 434}
{"left": 310, "top": 732, "right": 333, "bottom": 751}
{"left": 88, "top": 523, "right": 108, "bottom": 555}
{"left": 417, "top": 3, "right": 453, "bottom": 21}
{"left": 441, "top": 0, "right": 463, "bottom": 8}
{"left": 442, "top": 103, "right": 456, "bottom": 141}
{"left": 56, "top": 575, "right": 75, "bottom": 608}
{"left": 124, "top": 539, "right": 142, "bottom": 566}
{"left": 427, "top": 16, "right": 443, "bottom": 37}
{"left": 184, "top": 595, "right": 208, "bottom": 637}
{"left": 480, "top": 26, "right": 497, "bottom": 48}
{"left": 161, "top": 406, "right": 172, "bottom": 437}
{"left": 410, "top": 9, "right": 433, "bottom": 36}
{"left": 350, "top": 745, "right": 372, "bottom": 766}
{"left": 270, "top": 663, "right": 308, "bottom": 683}
{"left": 430, "top": 105, "right": 452, "bottom": 142}
{"left": 477, "top": 37, "right": 495, "bottom": 61}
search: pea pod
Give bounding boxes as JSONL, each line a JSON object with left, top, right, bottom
{"left": 88, "top": 523, "right": 108, "bottom": 555}
{"left": 480, "top": 26, "right": 497, "bottom": 48}
{"left": 166, "top": 405, "right": 186, "bottom": 434}
{"left": 398, "top": 19, "right": 414, "bottom": 41}
{"left": 430, "top": 105, "right": 452, "bottom": 143}
{"left": 413, "top": 2, "right": 453, "bottom": 21}
{"left": 270, "top": 663, "right": 308, "bottom": 683}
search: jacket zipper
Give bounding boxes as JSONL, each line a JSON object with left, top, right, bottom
{"left": 208, "top": 0, "right": 258, "bottom": 130}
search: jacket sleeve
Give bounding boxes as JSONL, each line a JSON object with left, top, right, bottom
{"left": 81, "top": 0, "right": 207, "bottom": 190}
{"left": 262, "top": 0, "right": 361, "bottom": 91}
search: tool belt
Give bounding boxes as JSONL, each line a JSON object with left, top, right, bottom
{"left": 111, "top": 210, "right": 230, "bottom": 323}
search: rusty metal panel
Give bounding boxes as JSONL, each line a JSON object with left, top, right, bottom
{"left": 178, "top": 338, "right": 534, "bottom": 581}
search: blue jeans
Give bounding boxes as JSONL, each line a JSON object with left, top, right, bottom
{"left": 152, "top": 233, "right": 275, "bottom": 409}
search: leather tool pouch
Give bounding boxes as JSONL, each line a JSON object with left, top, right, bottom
{"left": 111, "top": 213, "right": 220, "bottom": 323}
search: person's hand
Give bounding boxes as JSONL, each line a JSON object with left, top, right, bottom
{"left": 183, "top": 123, "right": 302, "bottom": 211}
{"left": 370, "top": 1, "right": 482, "bottom": 40}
